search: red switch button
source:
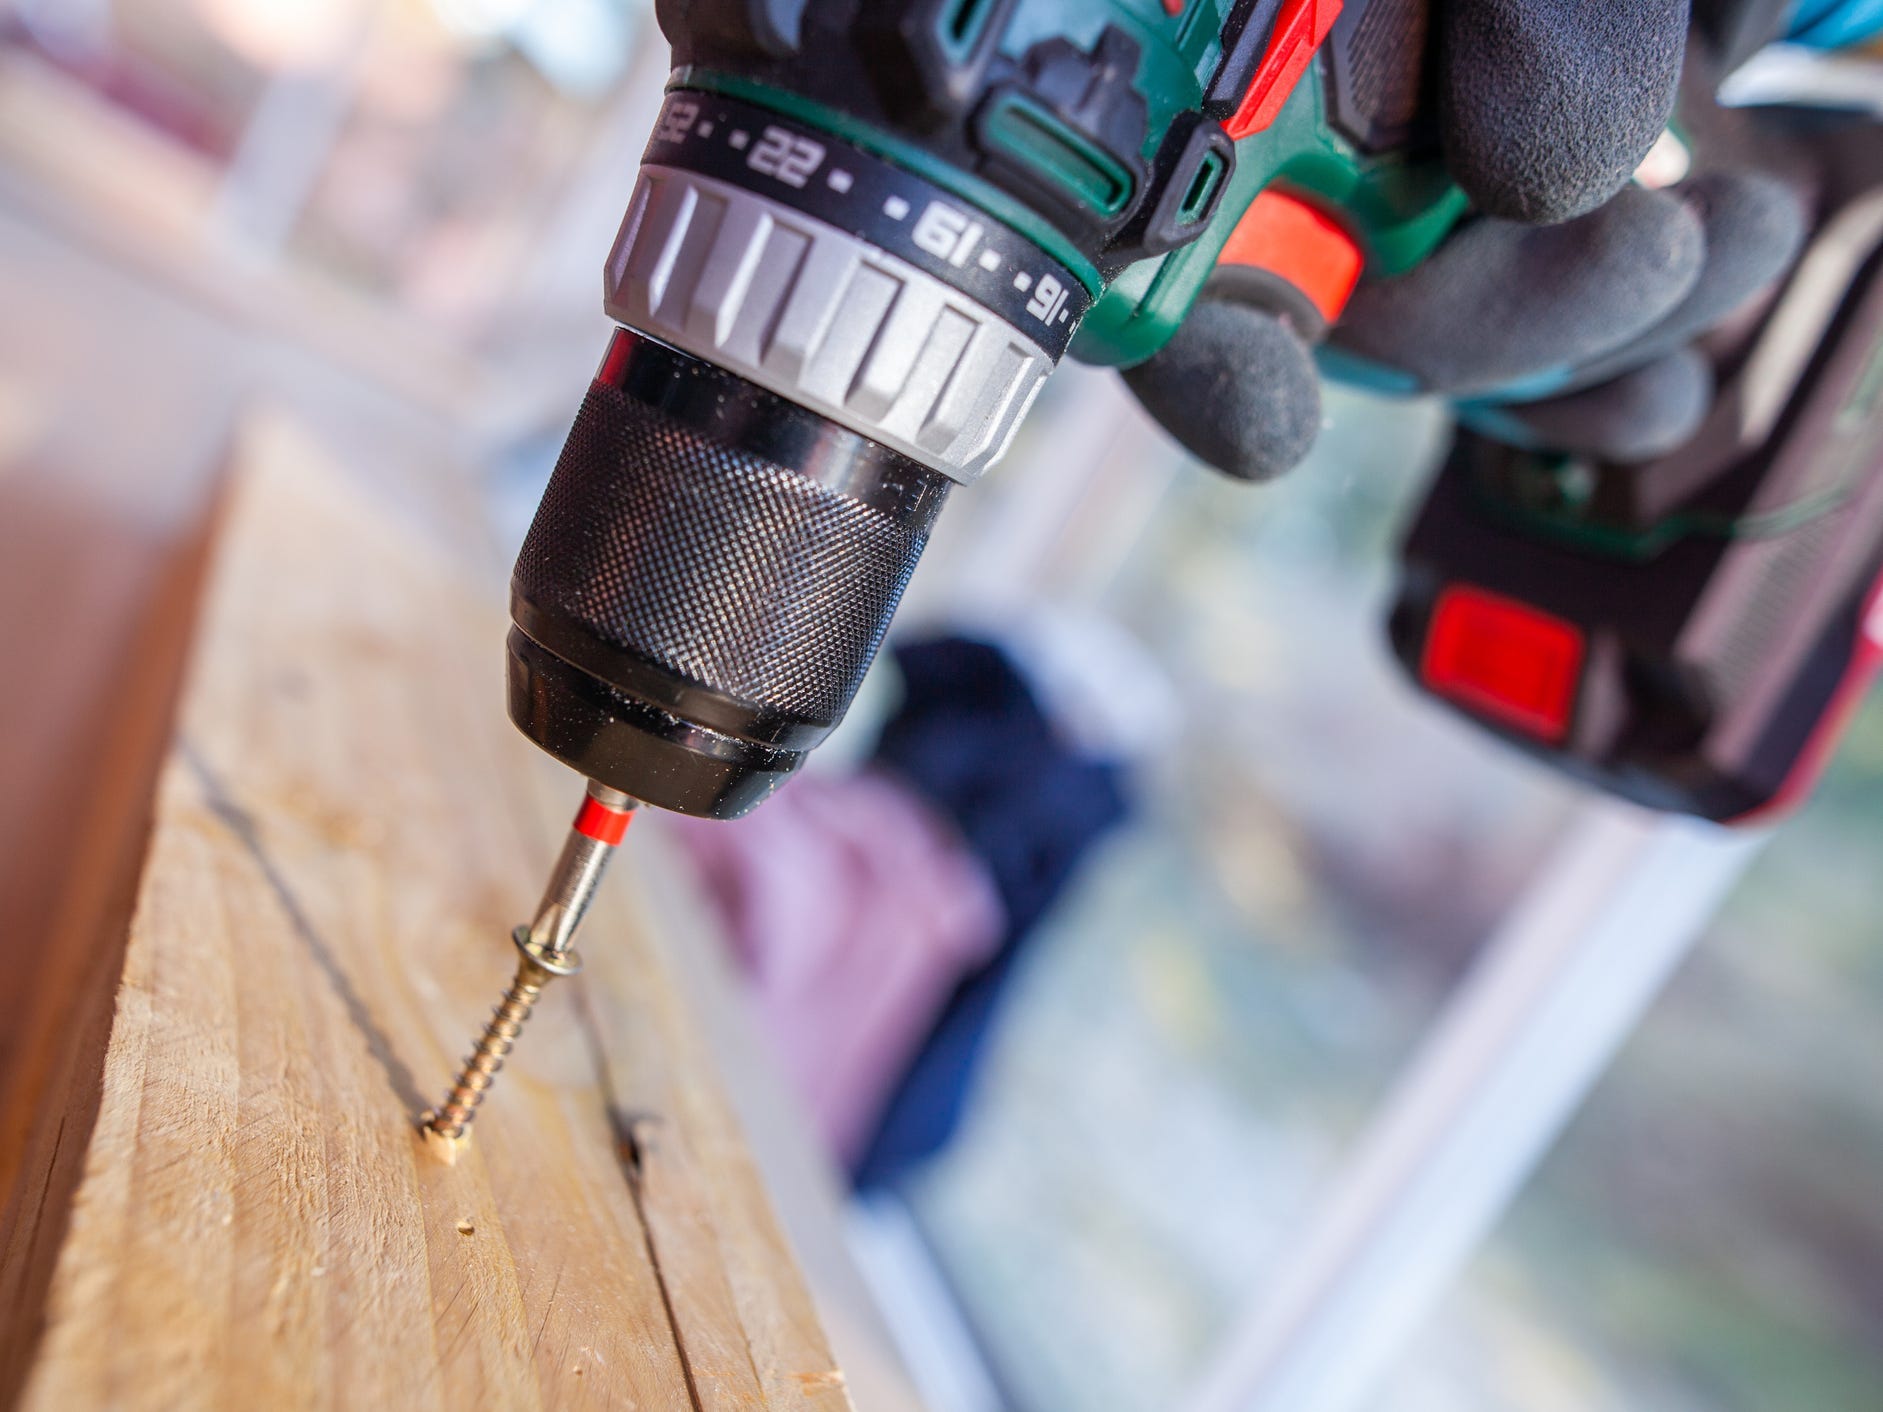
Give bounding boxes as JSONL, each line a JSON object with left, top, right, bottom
{"left": 1218, "top": 189, "right": 1364, "bottom": 324}
{"left": 1227, "top": 0, "right": 1344, "bottom": 139}
{"left": 1422, "top": 586, "right": 1586, "bottom": 744}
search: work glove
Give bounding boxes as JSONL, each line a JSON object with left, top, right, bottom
{"left": 1123, "top": 0, "right": 1819, "bottom": 478}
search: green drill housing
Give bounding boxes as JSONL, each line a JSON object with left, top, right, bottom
{"left": 660, "top": 0, "right": 1465, "bottom": 368}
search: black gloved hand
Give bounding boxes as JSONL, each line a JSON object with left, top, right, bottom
{"left": 1123, "top": 0, "right": 1806, "bottom": 478}
{"left": 1334, "top": 160, "right": 1805, "bottom": 461}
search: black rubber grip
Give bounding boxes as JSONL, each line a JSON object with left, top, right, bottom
{"left": 512, "top": 332, "right": 950, "bottom": 750}
{"left": 1325, "top": 0, "right": 1436, "bottom": 156}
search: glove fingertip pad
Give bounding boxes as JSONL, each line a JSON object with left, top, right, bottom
{"left": 1121, "top": 303, "right": 1321, "bottom": 482}
{"left": 1507, "top": 348, "right": 1713, "bottom": 462}
{"left": 1332, "top": 187, "right": 1704, "bottom": 396}
{"left": 1441, "top": 0, "right": 1687, "bottom": 224}
{"left": 1676, "top": 169, "right": 1809, "bottom": 325}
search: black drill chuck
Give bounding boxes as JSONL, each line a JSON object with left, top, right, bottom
{"left": 507, "top": 330, "right": 951, "bottom": 818}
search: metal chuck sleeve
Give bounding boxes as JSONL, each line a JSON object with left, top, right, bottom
{"left": 508, "top": 329, "right": 951, "bottom": 819}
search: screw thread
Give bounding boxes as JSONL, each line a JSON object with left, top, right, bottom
{"left": 428, "top": 959, "right": 548, "bottom": 1140}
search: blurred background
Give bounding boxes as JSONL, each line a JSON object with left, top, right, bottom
{"left": 3, "top": 3, "right": 1883, "bottom": 1409}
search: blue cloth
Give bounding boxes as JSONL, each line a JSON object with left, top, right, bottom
{"left": 853, "top": 638, "right": 1131, "bottom": 1189}
{"left": 1787, "top": 0, "right": 1883, "bottom": 46}
{"left": 872, "top": 638, "right": 1131, "bottom": 942}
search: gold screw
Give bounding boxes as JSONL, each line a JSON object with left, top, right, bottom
{"left": 424, "top": 782, "right": 633, "bottom": 1142}
{"left": 427, "top": 956, "right": 551, "bottom": 1140}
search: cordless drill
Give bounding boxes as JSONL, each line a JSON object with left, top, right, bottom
{"left": 428, "top": 0, "right": 1466, "bottom": 1138}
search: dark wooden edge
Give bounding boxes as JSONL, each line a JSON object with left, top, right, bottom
{"left": 0, "top": 475, "right": 225, "bottom": 1408}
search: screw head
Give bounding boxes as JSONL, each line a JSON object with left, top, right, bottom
{"left": 512, "top": 923, "right": 582, "bottom": 977}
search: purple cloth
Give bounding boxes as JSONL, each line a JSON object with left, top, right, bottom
{"left": 669, "top": 771, "right": 1005, "bottom": 1166}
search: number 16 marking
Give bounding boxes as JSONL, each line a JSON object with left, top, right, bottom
{"left": 1026, "top": 274, "right": 1068, "bottom": 325}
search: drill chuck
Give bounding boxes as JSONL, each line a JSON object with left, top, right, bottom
{"left": 509, "top": 330, "right": 950, "bottom": 818}
{"left": 509, "top": 85, "right": 1098, "bottom": 817}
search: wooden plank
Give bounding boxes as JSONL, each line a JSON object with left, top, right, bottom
{"left": 13, "top": 412, "right": 852, "bottom": 1410}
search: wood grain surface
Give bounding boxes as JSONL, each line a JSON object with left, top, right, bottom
{"left": 14, "top": 413, "right": 852, "bottom": 1411}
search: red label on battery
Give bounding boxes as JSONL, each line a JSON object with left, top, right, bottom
{"left": 1422, "top": 586, "right": 1586, "bottom": 744}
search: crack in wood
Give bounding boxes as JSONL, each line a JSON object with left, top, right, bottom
{"left": 581, "top": 986, "right": 712, "bottom": 1412}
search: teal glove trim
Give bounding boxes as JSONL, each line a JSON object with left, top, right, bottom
{"left": 1315, "top": 346, "right": 1423, "bottom": 396}
{"left": 1468, "top": 366, "right": 1578, "bottom": 403}
{"left": 1318, "top": 348, "right": 1579, "bottom": 405}
{"left": 1454, "top": 401, "right": 1547, "bottom": 448}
